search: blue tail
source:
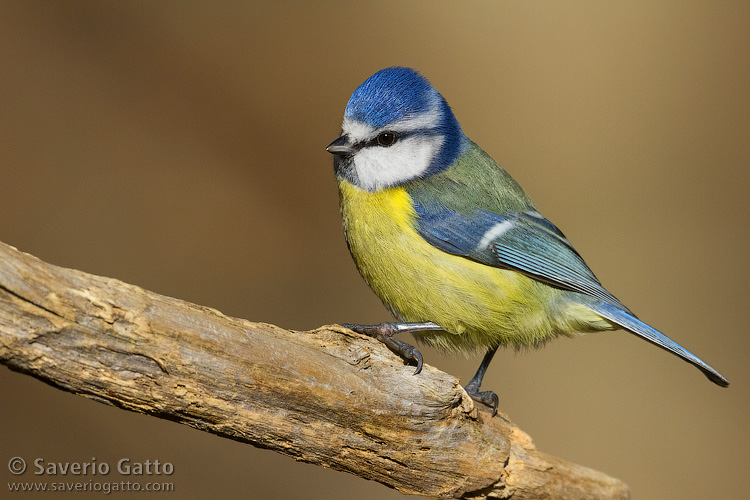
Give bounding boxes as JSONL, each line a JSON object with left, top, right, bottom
{"left": 589, "top": 300, "right": 729, "bottom": 387}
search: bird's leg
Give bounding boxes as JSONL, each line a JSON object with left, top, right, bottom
{"left": 465, "top": 346, "right": 499, "bottom": 416}
{"left": 341, "top": 322, "right": 442, "bottom": 375}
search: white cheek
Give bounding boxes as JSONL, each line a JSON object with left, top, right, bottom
{"left": 353, "top": 135, "right": 443, "bottom": 191}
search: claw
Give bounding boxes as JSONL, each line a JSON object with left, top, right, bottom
{"left": 340, "top": 322, "right": 425, "bottom": 374}
{"left": 463, "top": 346, "right": 500, "bottom": 417}
{"left": 392, "top": 339, "right": 423, "bottom": 374}
{"left": 379, "top": 337, "right": 423, "bottom": 374}
{"left": 412, "top": 349, "right": 423, "bottom": 375}
{"left": 466, "top": 389, "right": 499, "bottom": 417}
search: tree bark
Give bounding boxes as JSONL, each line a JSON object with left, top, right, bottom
{"left": 0, "top": 241, "right": 628, "bottom": 499}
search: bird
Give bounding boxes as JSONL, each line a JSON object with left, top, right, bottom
{"left": 326, "top": 67, "right": 728, "bottom": 415}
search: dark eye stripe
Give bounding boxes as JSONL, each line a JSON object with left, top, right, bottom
{"left": 354, "top": 128, "right": 441, "bottom": 150}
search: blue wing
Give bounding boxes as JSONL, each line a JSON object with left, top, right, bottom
{"left": 409, "top": 187, "right": 730, "bottom": 387}
{"left": 411, "top": 195, "right": 631, "bottom": 313}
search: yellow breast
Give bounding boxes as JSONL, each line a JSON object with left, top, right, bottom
{"left": 338, "top": 180, "right": 565, "bottom": 351}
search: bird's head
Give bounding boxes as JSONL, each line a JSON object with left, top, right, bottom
{"left": 327, "top": 67, "right": 468, "bottom": 192}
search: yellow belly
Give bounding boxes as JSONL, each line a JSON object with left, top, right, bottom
{"left": 338, "top": 180, "right": 575, "bottom": 352}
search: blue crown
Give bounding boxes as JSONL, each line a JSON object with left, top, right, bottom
{"left": 344, "top": 67, "right": 437, "bottom": 128}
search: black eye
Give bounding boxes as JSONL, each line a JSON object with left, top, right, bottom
{"left": 376, "top": 131, "right": 398, "bottom": 147}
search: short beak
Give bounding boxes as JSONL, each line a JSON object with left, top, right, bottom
{"left": 326, "top": 135, "right": 354, "bottom": 156}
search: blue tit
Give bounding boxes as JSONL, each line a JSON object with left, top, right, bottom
{"left": 327, "top": 67, "right": 728, "bottom": 414}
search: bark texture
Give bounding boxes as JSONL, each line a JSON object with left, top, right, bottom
{"left": 0, "top": 241, "right": 628, "bottom": 499}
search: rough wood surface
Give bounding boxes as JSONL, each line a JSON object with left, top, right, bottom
{"left": 0, "top": 241, "right": 628, "bottom": 499}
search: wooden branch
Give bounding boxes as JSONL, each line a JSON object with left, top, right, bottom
{"left": 0, "top": 241, "right": 628, "bottom": 499}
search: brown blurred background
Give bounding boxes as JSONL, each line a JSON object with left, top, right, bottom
{"left": 0, "top": 1, "right": 748, "bottom": 499}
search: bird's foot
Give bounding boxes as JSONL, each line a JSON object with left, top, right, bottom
{"left": 464, "top": 388, "right": 499, "bottom": 417}
{"left": 463, "top": 346, "right": 500, "bottom": 417}
{"left": 341, "top": 322, "right": 424, "bottom": 374}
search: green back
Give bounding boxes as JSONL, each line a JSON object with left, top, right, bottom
{"left": 406, "top": 141, "right": 535, "bottom": 217}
